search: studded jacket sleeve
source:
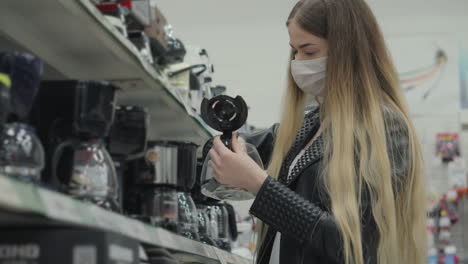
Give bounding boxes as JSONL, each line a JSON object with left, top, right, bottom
{"left": 249, "top": 114, "right": 410, "bottom": 264}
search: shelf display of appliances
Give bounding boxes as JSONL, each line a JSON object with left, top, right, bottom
{"left": 32, "top": 80, "right": 120, "bottom": 212}
{"left": 94, "top": 0, "right": 186, "bottom": 67}
{"left": 125, "top": 141, "right": 202, "bottom": 241}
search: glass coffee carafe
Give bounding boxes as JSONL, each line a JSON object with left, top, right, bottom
{"left": 200, "top": 95, "right": 263, "bottom": 200}
{"left": 0, "top": 123, "right": 45, "bottom": 182}
{"left": 66, "top": 140, "right": 119, "bottom": 211}
{"left": 141, "top": 186, "right": 179, "bottom": 233}
{"left": 177, "top": 192, "right": 200, "bottom": 241}
{"left": 200, "top": 138, "right": 263, "bottom": 200}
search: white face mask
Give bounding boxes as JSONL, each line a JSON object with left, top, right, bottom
{"left": 291, "top": 56, "right": 327, "bottom": 96}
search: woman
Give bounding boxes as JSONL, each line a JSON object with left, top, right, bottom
{"left": 208, "top": 0, "right": 427, "bottom": 263}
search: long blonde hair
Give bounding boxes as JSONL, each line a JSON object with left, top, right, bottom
{"left": 258, "top": 1, "right": 427, "bottom": 263}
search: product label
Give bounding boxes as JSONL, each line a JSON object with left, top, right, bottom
{"left": 109, "top": 244, "right": 134, "bottom": 263}
{"left": 0, "top": 244, "right": 40, "bottom": 259}
{"left": 73, "top": 246, "right": 97, "bottom": 264}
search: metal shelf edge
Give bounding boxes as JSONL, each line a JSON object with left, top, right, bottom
{"left": 0, "top": 176, "right": 249, "bottom": 264}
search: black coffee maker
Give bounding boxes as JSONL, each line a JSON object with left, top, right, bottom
{"left": 125, "top": 141, "right": 200, "bottom": 241}
{"left": 107, "top": 105, "right": 149, "bottom": 212}
{"left": 0, "top": 52, "right": 45, "bottom": 183}
{"left": 32, "top": 81, "right": 119, "bottom": 211}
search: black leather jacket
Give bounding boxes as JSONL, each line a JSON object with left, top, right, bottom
{"left": 244, "top": 107, "right": 409, "bottom": 264}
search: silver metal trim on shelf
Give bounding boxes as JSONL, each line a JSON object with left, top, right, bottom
{"left": 0, "top": 176, "right": 251, "bottom": 264}
{"left": 0, "top": 0, "right": 216, "bottom": 146}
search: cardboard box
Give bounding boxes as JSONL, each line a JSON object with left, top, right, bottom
{"left": 0, "top": 227, "right": 139, "bottom": 264}
{"left": 144, "top": 6, "right": 168, "bottom": 50}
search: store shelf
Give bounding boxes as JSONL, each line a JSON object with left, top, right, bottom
{"left": 0, "top": 175, "right": 249, "bottom": 264}
{"left": 0, "top": 0, "right": 216, "bottom": 146}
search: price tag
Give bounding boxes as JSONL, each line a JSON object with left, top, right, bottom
{"left": 0, "top": 177, "right": 22, "bottom": 208}
{"left": 39, "top": 189, "right": 81, "bottom": 223}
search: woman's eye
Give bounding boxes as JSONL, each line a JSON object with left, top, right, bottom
{"left": 305, "top": 52, "right": 316, "bottom": 56}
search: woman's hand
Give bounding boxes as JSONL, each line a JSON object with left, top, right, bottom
{"left": 209, "top": 134, "right": 268, "bottom": 194}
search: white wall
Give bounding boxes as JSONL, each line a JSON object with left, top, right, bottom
{"left": 156, "top": 1, "right": 298, "bottom": 128}
{"left": 155, "top": 0, "right": 468, "bottom": 217}
{"left": 156, "top": 0, "right": 468, "bottom": 128}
